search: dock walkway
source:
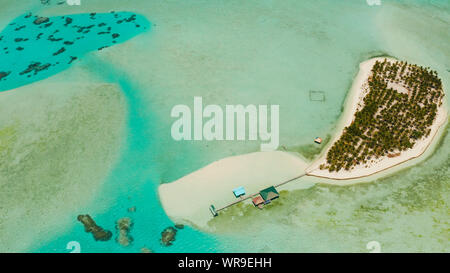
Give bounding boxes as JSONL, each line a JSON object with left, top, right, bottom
{"left": 215, "top": 172, "right": 307, "bottom": 212}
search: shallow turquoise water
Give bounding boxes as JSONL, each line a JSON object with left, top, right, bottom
{"left": 34, "top": 58, "right": 225, "bottom": 252}
{"left": 0, "top": 11, "right": 149, "bottom": 91}
{"left": 0, "top": 0, "right": 447, "bottom": 252}
{"left": 0, "top": 2, "right": 229, "bottom": 253}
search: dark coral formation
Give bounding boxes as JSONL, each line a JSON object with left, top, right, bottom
{"left": 68, "top": 56, "right": 77, "bottom": 64}
{"left": 15, "top": 25, "right": 26, "bottom": 31}
{"left": 19, "top": 62, "right": 51, "bottom": 76}
{"left": 0, "top": 71, "right": 10, "bottom": 81}
{"left": 52, "top": 47, "right": 66, "bottom": 56}
{"left": 140, "top": 247, "right": 153, "bottom": 253}
{"left": 33, "top": 16, "right": 50, "bottom": 25}
{"left": 160, "top": 226, "right": 178, "bottom": 246}
{"left": 77, "top": 214, "right": 112, "bottom": 241}
{"left": 47, "top": 34, "right": 63, "bottom": 42}
{"left": 0, "top": 11, "right": 149, "bottom": 92}
{"left": 64, "top": 17, "right": 73, "bottom": 27}
{"left": 115, "top": 217, "right": 134, "bottom": 247}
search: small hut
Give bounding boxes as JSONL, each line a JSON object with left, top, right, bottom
{"left": 233, "top": 186, "right": 246, "bottom": 198}
{"left": 209, "top": 205, "right": 218, "bottom": 217}
{"left": 314, "top": 137, "right": 322, "bottom": 144}
{"left": 260, "top": 186, "right": 279, "bottom": 204}
{"left": 252, "top": 195, "right": 265, "bottom": 208}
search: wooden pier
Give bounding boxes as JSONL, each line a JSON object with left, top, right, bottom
{"left": 215, "top": 172, "right": 307, "bottom": 212}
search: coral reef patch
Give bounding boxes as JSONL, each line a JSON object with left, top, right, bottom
{"left": 77, "top": 214, "right": 112, "bottom": 242}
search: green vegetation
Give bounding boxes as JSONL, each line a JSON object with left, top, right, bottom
{"left": 322, "top": 59, "right": 445, "bottom": 172}
{"left": 207, "top": 124, "right": 449, "bottom": 251}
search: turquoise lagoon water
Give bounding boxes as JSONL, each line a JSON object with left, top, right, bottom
{"left": 33, "top": 57, "right": 225, "bottom": 253}
{"left": 0, "top": 4, "right": 226, "bottom": 252}
{"left": 0, "top": 11, "right": 149, "bottom": 91}
{"left": 0, "top": 0, "right": 447, "bottom": 252}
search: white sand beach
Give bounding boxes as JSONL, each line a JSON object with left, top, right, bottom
{"left": 306, "top": 57, "right": 448, "bottom": 180}
{"left": 158, "top": 57, "right": 448, "bottom": 228}
{"left": 158, "top": 151, "right": 308, "bottom": 229}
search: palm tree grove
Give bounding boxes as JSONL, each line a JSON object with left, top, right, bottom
{"left": 320, "top": 59, "right": 445, "bottom": 172}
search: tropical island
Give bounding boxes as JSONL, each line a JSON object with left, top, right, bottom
{"left": 307, "top": 57, "right": 447, "bottom": 179}
{"left": 159, "top": 57, "right": 448, "bottom": 228}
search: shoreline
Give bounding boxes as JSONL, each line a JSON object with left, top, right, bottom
{"left": 158, "top": 57, "right": 448, "bottom": 227}
{"left": 305, "top": 57, "right": 448, "bottom": 180}
{"left": 158, "top": 151, "right": 309, "bottom": 230}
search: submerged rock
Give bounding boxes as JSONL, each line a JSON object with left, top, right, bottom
{"left": 14, "top": 25, "right": 26, "bottom": 31}
{"left": 19, "top": 62, "right": 51, "bottom": 76}
{"left": 48, "top": 35, "right": 63, "bottom": 42}
{"left": 174, "top": 224, "right": 184, "bottom": 229}
{"left": 116, "top": 217, "right": 134, "bottom": 247}
{"left": 0, "top": 72, "right": 10, "bottom": 81}
{"left": 64, "top": 17, "right": 73, "bottom": 26}
{"left": 160, "top": 226, "right": 177, "bottom": 246}
{"left": 33, "top": 16, "right": 50, "bottom": 25}
{"left": 140, "top": 247, "right": 153, "bottom": 253}
{"left": 127, "top": 206, "right": 136, "bottom": 213}
{"left": 52, "top": 47, "right": 66, "bottom": 56}
{"left": 68, "top": 56, "right": 77, "bottom": 64}
{"left": 77, "top": 214, "right": 112, "bottom": 241}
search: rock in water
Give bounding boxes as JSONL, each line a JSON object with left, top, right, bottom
{"left": 160, "top": 227, "right": 177, "bottom": 246}
{"left": 19, "top": 62, "right": 51, "bottom": 76}
{"left": 77, "top": 214, "right": 112, "bottom": 241}
{"left": 174, "top": 224, "right": 184, "bottom": 229}
{"left": 141, "top": 247, "right": 153, "bottom": 253}
{"left": 64, "top": 17, "right": 73, "bottom": 26}
{"left": 33, "top": 16, "right": 49, "bottom": 25}
{"left": 116, "top": 217, "right": 134, "bottom": 247}
{"left": 0, "top": 72, "right": 10, "bottom": 81}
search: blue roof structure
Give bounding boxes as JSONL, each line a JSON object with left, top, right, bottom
{"left": 233, "top": 186, "right": 246, "bottom": 197}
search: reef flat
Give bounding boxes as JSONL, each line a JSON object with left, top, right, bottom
{"left": 0, "top": 80, "right": 126, "bottom": 252}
